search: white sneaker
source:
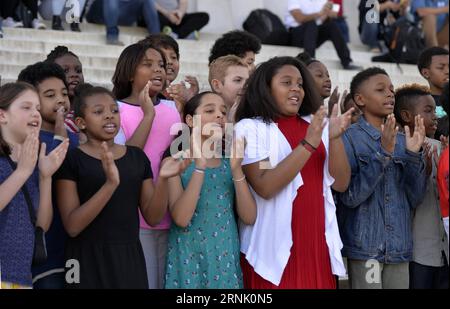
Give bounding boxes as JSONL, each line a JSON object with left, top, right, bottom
{"left": 32, "top": 19, "right": 46, "bottom": 30}
{"left": 3, "top": 17, "right": 23, "bottom": 28}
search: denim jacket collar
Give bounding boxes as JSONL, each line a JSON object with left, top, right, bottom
{"left": 357, "top": 116, "right": 382, "bottom": 141}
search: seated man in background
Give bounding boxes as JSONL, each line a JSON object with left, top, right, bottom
{"left": 411, "top": 0, "right": 449, "bottom": 48}
{"left": 38, "top": 0, "right": 87, "bottom": 32}
{"left": 86, "top": 0, "right": 160, "bottom": 45}
{"left": 285, "top": 0, "right": 360, "bottom": 70}
{"left": 152, "top": 0, "right": 209, "bottom": 40}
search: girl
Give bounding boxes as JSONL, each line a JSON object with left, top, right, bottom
{"left": 46, "top": 46, "right": 85, "bottom": 134}
{"left": 234, "top": 56, "right": 353, "bottom": 289}
{"left": 55, "top": 84, "right": 176, "bottom": 289}
{"left": 297, "top": 52, "right": 347, "bottom": 116}
{"left": 112, "top": 43, "right": 181, "bottom": 289}
{"left": 0, "top": 82, "right": 69, "bottom": 289}
{"left": 164, "top": 92, "right": 256, "bottom": 289}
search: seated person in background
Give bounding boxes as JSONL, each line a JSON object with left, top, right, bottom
{"left": 285, "top": 0, "right": 360, "bottom": 70}
{"left": 358, "top": 0, "right": 410, "bottom": 53}
{"left": 208, "top": 30, "right": 261, "bottom": 72}
{"left": 38, "top": 0, "right": 87, "bottom": 32}
{"left": 152, "top": 0, "right": 209, "bottom": 40}
{"left": 0, "top": 0, "right": 46, "bottom": 29}
{"left": 411, "top": 0, "right": 449, "bottom": 48}
{"left": 86, "top": 0, "right": 160, "bottom": 45}
{"left": 332, "top": 0, "right": 350, "bottom": 43}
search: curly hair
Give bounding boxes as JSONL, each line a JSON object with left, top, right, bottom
{"left": 209, "top": 30, "right": 261, "bottom": 65}
{"left": 17, "top": 61, "right": 68, "bottom": 89}
{"left": 394, "top": 84, "right": 431, "bottom": 126}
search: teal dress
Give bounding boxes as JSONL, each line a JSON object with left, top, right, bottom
{"left": 165, "top": 159, "right": 243, "bottom": 289}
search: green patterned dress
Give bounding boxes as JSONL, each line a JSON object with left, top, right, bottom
{"left": 164, "top": 159, "right": 243, "bottom": 289}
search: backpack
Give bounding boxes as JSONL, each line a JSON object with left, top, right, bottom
{"left": 382, "top": 18, "right": 426, "bottom": 64}
{"left": 243, "top": 9, "right": 290, "bottom": 46}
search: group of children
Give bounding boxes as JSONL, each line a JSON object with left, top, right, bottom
{"left": 0, "top": 30, "right": 448, "bottom": 290}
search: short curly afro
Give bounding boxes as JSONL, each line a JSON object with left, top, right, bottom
{"left": 208, "top": 30, "right": 261, "bottom": 65}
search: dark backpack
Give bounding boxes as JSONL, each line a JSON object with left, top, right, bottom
{"left": 243, "top": 9, "right": 289, "bottom": 46}
{"left": 383, "top": 18, "right": 426, "bottom": 64}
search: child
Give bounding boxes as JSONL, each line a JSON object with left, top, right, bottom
{"left": 112, "top": 43, "right": 181, "bottom": 289}
{"left": 209, "top": 30, "right": 262, "bottom": 71}
{"left": 418, "top": 47, "right": 449, "bottom": 118}
{"left": 208, "top": 55, "right": 250, "bottom": 122}
{"left": 338, "top": 68, "right": 428, "bottom": 289}
{"left": 164, "top": 91, "right": 257, "bottom": 289}
{"left": 139, "top": 34, "right": 199, "bottom": 113}
{"left": 234, "top": 56, "right": 353, "bottom": 289}
{"left": 0, "top": 82, "right": 69, "bottom": 289}
{"left": 394, "top": 84, "right": 448, "bottom": 289}
{"left": 342, "top": 93, "right": 362, "bottom": 125}
{"left": 17, "top": 62, "right": 79, "bottom": 289}
{"left": 54, "top": 84, "right": 176, "bottom": 289}
{"left": 46, "top": 46, "right": 85, "bottom": 134}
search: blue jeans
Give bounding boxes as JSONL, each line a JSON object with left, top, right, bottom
{"left": 335, "top": 17, "right": 350, "bottom": 43}
{"left": 86, "top": 0, "right": 160, "bottom": 40}
{"left": 360, "top": 21, "right": 380, "bottom": 49}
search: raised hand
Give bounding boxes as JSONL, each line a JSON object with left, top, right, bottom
{"left": 381, "top": 114, "right": 398, "bottom": 154}
{"left": 100, "top": 142, "right": 120, "bottom": 186}
{"left": 328, "top": 87, "right": 340, "bottom": 117}
{"left": 305, "top": 106, "right": 327, "bottom": 148}
{"left": 15, "top": 129, "right": 40, "bottom": 177}
{"left": 38, "top": 139, "right": 69, "bottom": 178}
{"left": 184, "top": 76, "right": 200, "bottom": 101}
{"left": 139, "top": 81, "right": 155, "bottom": 118}
{"left": 329, "top": 103, "right": 353, "bottom": 140}
{"left": 54, "top": 106, "right": 68, "bottom": 138}
{"left": 405, "top": 115, "right": 426, "bottom": 153}
{"left": 191, "top": 132, "right": 207, "bottom": 169}
{"left": 230, "top": 137, "right": 246, "bottom": 172}
{"left": 166, "top": 83, "right": 188, "bottom": 113}
{"left": 159, "top": 150, "right": 192, "bottom": 179}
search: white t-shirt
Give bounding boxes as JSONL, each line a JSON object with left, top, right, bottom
{"left": 284, "top": 0, "right": 328, "bottom": 28}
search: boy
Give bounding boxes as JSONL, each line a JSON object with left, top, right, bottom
{"left": 338, "top": 68, "right": 427, "bottom": 289}
{"left": 394, "top": 84, "right": 448, "bottom": 289}
{"left": 208, "top": 30, "right": 262, "bottom": 72}
{"left": 208, "top": 55, "right": 250, "bottom": 122}
{"left": 418, "top": 47, "right": 449, "bottom": 117}
{"left": 17, "top": 62, "right": 79, "bottom": 289}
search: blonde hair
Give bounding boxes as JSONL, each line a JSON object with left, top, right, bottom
{"left": 208, "top": 55, "right": 248, "bottom": 86}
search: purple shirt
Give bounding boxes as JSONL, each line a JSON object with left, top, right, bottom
{"left": 0, "top": 157, "right": 39, "bottom": 286}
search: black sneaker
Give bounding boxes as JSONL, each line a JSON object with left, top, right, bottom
{"left": 52, "top": 16, "right": 64, "bottom": 31}
{"left": 70, "top": 23, "right": 81, "bottom": 32}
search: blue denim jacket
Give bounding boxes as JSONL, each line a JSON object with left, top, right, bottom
{"left": 337, "top": 116, "right": 427, "bottom": 263}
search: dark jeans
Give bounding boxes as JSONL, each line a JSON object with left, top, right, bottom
{"left": 409, "top": 257, "right": 449, "bottom": 289}
{"left": 158, "top": 12, "right": 209, "bottom": 39}
{"left": 290, "top": 19, "right": 352, "bottom": 67}
{"left": 33, "top": 272, "right": 65, "bottom": 289}
{"left": 335, "top": 17, "right": 350, "bottom": 43}
{"left": 0, "top": 0, "right": 38, "bottom": 20}
{"left": 86, "top": 0, "right": 160, "bottom": 40}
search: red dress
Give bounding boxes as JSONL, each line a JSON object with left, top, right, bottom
{"left": 241, "top": 116, "right": 336, "bottom": 289}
